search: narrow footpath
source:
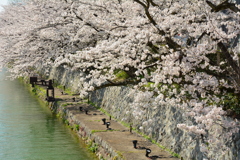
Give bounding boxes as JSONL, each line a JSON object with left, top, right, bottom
{"left": 37, "top": 82, "right": 180, "bottom": 160}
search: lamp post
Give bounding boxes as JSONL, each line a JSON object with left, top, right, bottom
{"left": 146, "top": 148, "right": 151, "bottom": 157}
{"left": 132, "top": 140, "right": 138, "bottom": 149}
{"left": 79, "top": 107, "right": 83, "bottom": 111}
{"left": 106, "top": 122, "right": 110, "bottom": 130}
{"left": 102, "top": 118, "right": 106, "bottom": 125}
{"left": 46, "top": 80, "right": 55, "bottom": 102}
{"left": 130, "top": 125, "right": 133, "bottom": 133}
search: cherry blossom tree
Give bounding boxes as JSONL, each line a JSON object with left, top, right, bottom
{"left": 0, "top": 0, "right": 239, "bottom": 159}
{"left": 130, "top": 0, "right": 240, "bottom": 158}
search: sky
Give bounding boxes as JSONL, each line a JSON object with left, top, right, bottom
{"left": 0, "top": 0, "right": 9, "bottom": 12}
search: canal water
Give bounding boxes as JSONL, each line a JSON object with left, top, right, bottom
{"left": 0, "top": 70, "right": 97, "bottom": 160}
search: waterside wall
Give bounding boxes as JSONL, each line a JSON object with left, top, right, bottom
{"left": 51, "top": 103, "right": 124, "bottom": 160}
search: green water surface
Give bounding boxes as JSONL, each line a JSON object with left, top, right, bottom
{"left": 0, "top": 70, "right": 97, "bottom": 160}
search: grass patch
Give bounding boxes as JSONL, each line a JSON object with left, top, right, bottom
{"left": 74, "top": 124, "right": 80, "bottom": 131}
{"left": 113, "top": 151, "right": 125, "bottom": 160}
{"left": 88, "top": 120, "right": 101, "bottom": 122}
{"left": 31, "top": 85, "right": 46, "bottom": 98}
{"left": 62, "top": 102, "right": 74, "bottom": 106}
{"left": 55, "top": 84, "right": 75, "bottom": 96}
{"left": 91, "top": 129, "right": 119, "bottom": 134}
{"left": 99, "top": 108, "right": 112, "bottom": 117}
{"left": 87, "top": 140, "right": 99, "bottom": 153}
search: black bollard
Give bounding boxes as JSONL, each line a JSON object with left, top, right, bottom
{"left": 132, "top": 140, "right": 138, "bottom": 149}
{"left": 106, "top": 122, "right": 110, "bottom": 129}
{"left": 146, "top": 148, "right": 151, "bottom": 157}
{"left": 130, "top": 125, "right": 132, "bottom": 133}
{"left": 109, "top": 116, "right": 111, "bottom": 120}
{"left": 79, "top": 107, "right": 83, "bottom": 111}
{"left": 102, "top": 118, "right": 106, "bottom": 125}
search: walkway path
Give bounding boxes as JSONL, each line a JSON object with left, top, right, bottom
{"left": 44, "top": 83, "right": 180, "bottom": 160}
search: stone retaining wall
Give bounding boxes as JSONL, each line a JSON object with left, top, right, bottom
{"left": 89, "top": 86, "right": 240, "bottom": 160}
{"left": 90, "top": 86, "right": 204, "bottom": 159}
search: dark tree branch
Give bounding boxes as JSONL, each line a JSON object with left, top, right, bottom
{"left": 193, "top": 31, "right": 240, "bottom": 85}
{"left": 94, "top": 79, "right": 141, "bottom": 90}
{"left": 78, "top": 1, "right": 111, "bottom": 13}
{"left": 32, "top": 22, "right": 72, "bottom": 32}
{"left": 217, "top": 42, "right": 240, "bottom": 78}
{"left": 134, "top": 0, "right": 147, "bottom": 9}
{"left": 149, "top": 0, "right": 159, "bottom": 7}
{"left": 134, "top": 0, "right": 240, "bottom": 88}
{"left": 206, "top": 0, "right": 240, "bottom": 12}
{"left": 134, "top": 0, "right": 181, "bottom": 51}
{"left": 110, "top": 25, "right": 128, "bottom": 31}
{"left": 72, "top": 9, "right": 102, "bottom": 32}
{"left": 195, "top": 31, "right": 207, "bottom": 46}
